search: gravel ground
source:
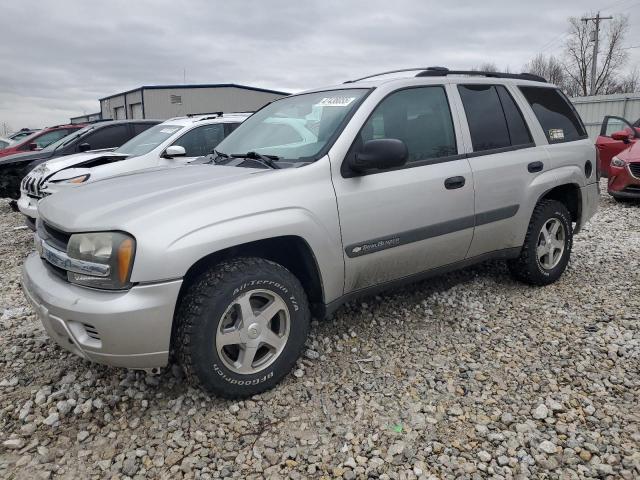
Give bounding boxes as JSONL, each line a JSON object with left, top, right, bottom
{"left": 1, "top": 182, "right": 639, "bottom": 479}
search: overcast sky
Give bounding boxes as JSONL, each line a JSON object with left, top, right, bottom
{"left": 1, "top": 0, "right": 638, "bottom": 131}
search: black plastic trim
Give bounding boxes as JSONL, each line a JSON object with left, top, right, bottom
{"left": 324, "top": 247, "right": 522, "bottom": 318}
{"left": 344, "top": 205, "right": 519, "bottom": 258}
{"left": 466, "top": 143, "right": 536, "bottom": 158}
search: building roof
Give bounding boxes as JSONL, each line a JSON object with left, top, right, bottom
{"left": 99, "top": 83, "right": 290, "bottom": 102}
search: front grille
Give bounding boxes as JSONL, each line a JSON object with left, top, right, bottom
{"left": 42, "top": 260, "right": 67, "bottom": 281}
{"left": 629, "top": 163, "right": 640, "bottom": 178}
{"left": 21, "top": 172, "right": 48, "bottom": 199}
{"left": 41, "top": 222, "right": 71, "bottom": 252}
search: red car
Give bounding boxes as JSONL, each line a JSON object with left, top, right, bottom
{"left": 595, "top": 115, "right": 640, "bottom": 201}
{"left": 0, "top": 124, "right": 85, "bottom": 159}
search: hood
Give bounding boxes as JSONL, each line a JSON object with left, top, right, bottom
{"left": 0, "top": 149, "right": 52, "bottom": 166}
{"left": 40, "top": 150, "right": 123, "bottom": 174}
{"left": 38, "top": 164, "right": 266, "bottom": 231}
{"left": 618, "top": 139, "right": 640, "bottom": 162}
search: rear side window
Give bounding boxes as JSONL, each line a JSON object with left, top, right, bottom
{"left": 519, "top": 87, "right": 587, "bottom": 143}
{"left": 132, "top": 123, "right": 155, "bottom": 136}
{"left": 358, "top": 86, "right": 458, "bottom": 164}
{"left": 458, "top": 85, "right": 532, "bottom": 152}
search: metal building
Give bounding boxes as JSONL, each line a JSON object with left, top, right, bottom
{"left": 70, "top": 112, "right": 103, "bottom": 124}
{"left": 570, "top": 93, "right": 640, "bottom": 138}
{"left": 98, "top": 84, "right": 289, "bottom": 121}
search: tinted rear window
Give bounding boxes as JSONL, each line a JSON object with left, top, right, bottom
{"left": 519, "top": 87, "right": 587, "bottom": 143}
{"left": 458, "top": 85, "right": 510, "bottom": 152}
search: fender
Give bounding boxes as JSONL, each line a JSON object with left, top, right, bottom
{"left": 131, "top": 206, "right": 345, "bottom": 303}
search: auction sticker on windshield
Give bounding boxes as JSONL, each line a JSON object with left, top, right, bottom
{"left": 315, "top": 97, "right": 356, "bottom": 107}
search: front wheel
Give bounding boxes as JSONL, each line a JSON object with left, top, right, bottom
{"left": 176, "top": 257, "right": 310, "bottom": 398}
{"left": 508, "top": 200, "right": 573, "bottom": 286}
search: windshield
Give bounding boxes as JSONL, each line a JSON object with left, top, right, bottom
{"left": 115, "top": 124, "right": 184, "bottom": 157}
{"left": 215, "top": 88, "right": 369, "bottom": 162}
{"left": 41, "top": 126, "right": 93, "bottom": 152}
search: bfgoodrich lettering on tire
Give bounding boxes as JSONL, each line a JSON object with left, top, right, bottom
{"left": 508, "top": 199, "right": 573, "bottom": 286}
{"left": 176, "top": 257, "right": 310, "bottom": 398}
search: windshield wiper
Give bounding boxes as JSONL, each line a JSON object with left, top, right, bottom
{"left": 230, "top": 151, "right": 282, "bottom": 169}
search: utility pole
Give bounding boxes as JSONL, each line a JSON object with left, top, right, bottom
{"left": 582, "top": 12, "right": 612, "bottom": 95}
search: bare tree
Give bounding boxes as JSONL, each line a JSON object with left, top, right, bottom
{"left": 564, "top": 14, "right": 629, "bottom": 96}
{"left": 471, "top": 62, "right": 499, "bottom": 72}
{"left": 524, "top": 54, "right": 567, "bottom": 87}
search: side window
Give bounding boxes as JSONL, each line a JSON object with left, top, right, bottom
{"left": 519, "top": 87, "right": 587, "bottom": 143}
{"left": 83, "top": 125, "right": 130, "bottom": 150}
{"left": 496, "top": 86, "right": 533, "bottom": 146}
{"left": 601, "top": 116, "right": 636, "bottom": 137}
{"left": 132, "top": 123, "right": 155, "bottom": 136}
{"left": 358, "top": 86, "right": 457, "bottom": 164}
{"left": 171, "top": 124, "right": 225, "bottom": 157}
{"left": 458, "top": 85, "right": 510, "bottom": 151}
{"left": 32, "top": 130, "right": 70, "bottom": 148}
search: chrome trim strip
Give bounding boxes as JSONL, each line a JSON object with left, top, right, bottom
{"left": 37, "top": 236, "right": 110, "bottom": 277}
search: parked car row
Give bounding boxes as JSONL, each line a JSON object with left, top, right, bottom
{"left": 18, "top": 67, "right": 601, "bottom": 398}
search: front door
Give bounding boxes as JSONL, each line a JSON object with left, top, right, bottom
{"left": 596, "top": 116, "right": 639, "bottom": 177}
{"left": 332, "top": 86, "right": 475, "bottom": 293}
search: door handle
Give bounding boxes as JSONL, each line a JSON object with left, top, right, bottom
{"left": 528, "top": 161, "right": 544, "bottom": 173}
{"left": 444, "top": 176, "right": 466, "bottom": 190}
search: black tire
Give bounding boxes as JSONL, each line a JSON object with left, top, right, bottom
{"left": 508, "top": 199, "right": 573, "bottom": 286}
{"left": 612, "top": 195, "right": 632, "bottom": 203}
{"left": 176, "top": 257, "right": 310, "bottom": 398}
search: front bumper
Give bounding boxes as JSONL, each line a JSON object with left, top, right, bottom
{"left": 22, "top": 253, "right": 182, "bottom": 369}
{"left": 607, "top": 165, "right": 640, "bottom": 198}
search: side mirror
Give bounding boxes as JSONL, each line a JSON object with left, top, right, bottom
{"left": 163, "top": 145, "right": 187, "bottom": 158}
{"left": 611, "top": 130, "right": 632, "bottom": 143}
{"left": 78, "top": 143, "right": 91, "bottom": 152}
{"left": 28, "top": 142, "right": 39, "bottom": 151}
{"left": 348, "top": 139, "right": 408, "bottom": 173}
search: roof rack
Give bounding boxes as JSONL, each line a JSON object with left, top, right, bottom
{"left": 344, "top": 66, "right": 547, "bottom": 84}
{"left": 187, "top": 111, "right": 223, "bottom": 119}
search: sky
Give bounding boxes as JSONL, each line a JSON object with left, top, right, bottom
{"left": 0, "top": 0, "right": 638, "bottom": 132}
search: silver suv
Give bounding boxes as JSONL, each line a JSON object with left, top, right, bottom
{"left": 22, "top": 67, "right": 600, "bottom": 398}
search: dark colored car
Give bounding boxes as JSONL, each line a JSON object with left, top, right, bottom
{"left": 0, "top": 120, "right": 160, "bottom": 198}
{"left": 8, "top": 128, "right": 40, "bottom": 142}
{"left": 0, "top": 124, "right": 84, "bottom": 159}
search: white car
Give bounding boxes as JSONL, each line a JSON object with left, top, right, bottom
{"left": 18, "top": 113, "right": 250, "bottom": 223}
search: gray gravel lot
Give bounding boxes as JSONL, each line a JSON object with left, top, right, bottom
{"left": 1, "top": 182, "right": 639, "bottom": 479}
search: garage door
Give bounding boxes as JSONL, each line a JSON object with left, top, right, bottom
{"left": 130, "top": 103, "right": 143, "bottom": 119}
{"left": 114, "top": 106, "right": 125, "bottom": 120}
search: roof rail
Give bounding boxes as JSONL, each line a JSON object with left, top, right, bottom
{"left": 415, "top": 67, "right": 547, "bottom": 82}
{"left": 187, "top": 111, "right": 223, "bottom": 118}
{"left": 344, "top": 68, "right": 436, "bottom": 84}
{"left": 344, "top": 66, "right": 547, "bottom": 84}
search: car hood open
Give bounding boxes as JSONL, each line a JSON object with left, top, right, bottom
{"left": 38, "top": 164, "right": 266, "bottom": 231}
{"left": 0, "top": 149, "right": 53, "bottom": 166}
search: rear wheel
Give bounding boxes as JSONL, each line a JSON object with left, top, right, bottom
{"left": 508, "top": 200, "right": 573, "bottom": 286}
{"left": 176, "top": 257, "right": 310, "bottom": 398}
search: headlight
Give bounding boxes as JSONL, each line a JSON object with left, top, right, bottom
{"left": 52, "top": 174, "right": 90, "bottom": 184}
{"left": 66, "top": 232, "right": 136, "bottom": 289}
{"left": 611, "top": 156, "right": 626, "bottom": 168}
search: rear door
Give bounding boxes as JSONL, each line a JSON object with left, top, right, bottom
{"left": 332, "top": 85, "right": 475, "bottom": 292}
{"left": 454, "top": 83, "right": 540, "bottom": 258}
{"left": 596, "top": 116, "right": 639, "bottom": 177}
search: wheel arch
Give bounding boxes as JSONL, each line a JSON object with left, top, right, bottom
{"left": 537, "top": 183, "right": 583, "bottom": 232}
{"left": 175, "top": 235, "right": 326, "bottom": 320}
